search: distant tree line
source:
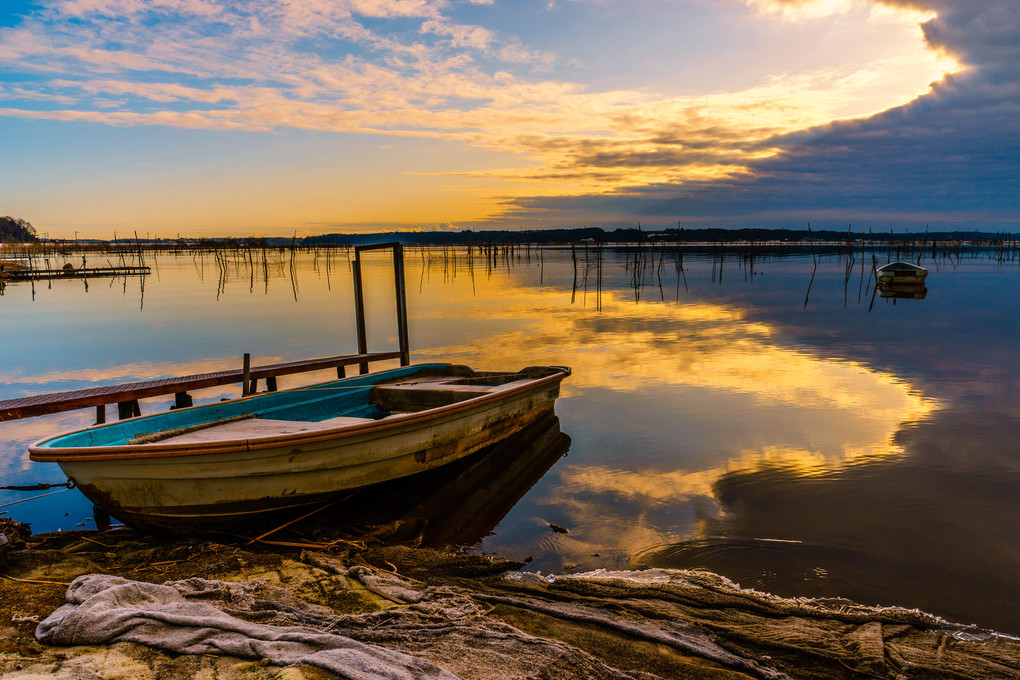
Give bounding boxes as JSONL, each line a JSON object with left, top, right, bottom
{"left": 11, "top": 223, "right": 1016, "bottom": 247}
{"left": 0, "top": 216, "right": 39, "bottom": 242}
{"left": 302, "top": 228, "right": 607, "bottom": 247}
{"left": 301, "top": 227, "right": 1013, "bottom": 247}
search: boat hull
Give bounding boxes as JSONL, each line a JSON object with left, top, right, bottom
{"left": 30, "top": 364, "right": 568, "bottom": 533}
{"left": 877, "top": 273, "right": 927, "bottom": 285}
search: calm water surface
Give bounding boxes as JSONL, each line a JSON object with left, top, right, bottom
{"left": 2, "top": 246, "right": 1019, "bottom": 634}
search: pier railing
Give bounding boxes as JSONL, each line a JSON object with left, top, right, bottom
{"left": 0, "top": 353, "right": 406, "bottom": 423}
{"left": 1, "top": 244, "right": 412, "bottom": 423}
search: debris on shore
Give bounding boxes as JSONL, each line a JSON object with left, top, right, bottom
{"left": 1, "top": 523, "right": 1018, "bottom": 680}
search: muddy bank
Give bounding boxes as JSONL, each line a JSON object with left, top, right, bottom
{"left": 1, "top": 523, "right": 1018, "bottom": 680}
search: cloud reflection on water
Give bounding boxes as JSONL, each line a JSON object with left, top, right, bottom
{"left": 415, "top": 283, "right": 938, "bottom": 576}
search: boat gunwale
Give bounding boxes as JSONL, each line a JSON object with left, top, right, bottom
{"left": 28, "top": 365, "right": 571, "bottom": 462}
{"left": 876, "top": 262, "right": 928, "bottom": 275}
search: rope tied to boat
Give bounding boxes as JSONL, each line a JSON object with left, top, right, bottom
{"left": 0, "top": 481, "right": 74, "bottom": 491}
{"left": 0, "top": 480, "right": 75, "bottom": 510}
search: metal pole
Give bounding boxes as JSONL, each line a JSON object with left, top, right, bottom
{"left": 393, "top": 245, "right": 410, "bottom": 366}
{"left": 352, "top": 256, "right": 369, "bottom": 374}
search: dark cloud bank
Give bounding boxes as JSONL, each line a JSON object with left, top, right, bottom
{"left": 512, "top": 0, "right": 1020, "bottom": 229}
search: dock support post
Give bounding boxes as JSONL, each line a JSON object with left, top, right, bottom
{"left": 336, "top": 366, "right": 346, "bottom": 379}
{"left": 393, "top": 244, "right": 410, "bottom": 366}
{"left": 117, "top": 400, "right": 140, "bottom": 420}
{"left": 352, "top": 257, "right": 369, "bottom": 374}
{"left": 96, "top": 405, "right": 106, "bottom": 425}
{"left": 173, "top": 392, "right": 193, "bottom": 409}
{"left": 242, "top": 353, "right": 251, "bottom": 396}
{"left": 267, "top": 376, "right": 278, "bottom": 392}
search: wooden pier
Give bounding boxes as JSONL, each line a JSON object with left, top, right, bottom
{"left": 1, "top": 243, "right": 411, "bottom": 423}
{"left": 0, "top": 265, "right": 150, "bottom": 281}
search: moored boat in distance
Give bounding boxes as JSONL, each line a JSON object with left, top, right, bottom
{"left": 29, "top": 363, "right": 570, "bottom": 533}
{"left": 876, "top": 261, "right": 928, "bottom": 285}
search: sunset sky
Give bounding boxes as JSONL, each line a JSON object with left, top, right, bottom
{"left": 1, "top": 0, "right": 1016, "bottom": 237}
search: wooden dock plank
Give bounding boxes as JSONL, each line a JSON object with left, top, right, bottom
{"left": 0, "top": 352, "right": 403, "bottom": 421}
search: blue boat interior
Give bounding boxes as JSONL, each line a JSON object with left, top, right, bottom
{"left": 38, "top": 364, "right": 455, "bottom": 449}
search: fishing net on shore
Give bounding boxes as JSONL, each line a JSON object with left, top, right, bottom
{"left": 32, "top": 550, "right": 1020, "bottom": 680}
{"left": 34, "top": 570, "right": 664, "bottom": 680}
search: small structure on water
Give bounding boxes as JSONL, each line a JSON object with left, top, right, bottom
{"left": 876, "top": 261, "right": 928, "bottom": 285}
{"left": 0, "top": 263, "right": 150, "bottom": 281}
{"left": 876, "top": 261, "right": 928, "bottom": 300}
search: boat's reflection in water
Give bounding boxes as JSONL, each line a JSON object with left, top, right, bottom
{"left": 302, "top": 412, "right": 570, "bottom": 547}
{"left": 877, "top": 282, "right": 927, "bottom": 299}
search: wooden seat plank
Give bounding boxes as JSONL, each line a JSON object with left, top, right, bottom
{"left": 154, "top": 417, "right": 366, "bottom": 445}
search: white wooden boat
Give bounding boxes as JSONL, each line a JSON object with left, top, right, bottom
{"left": 876, "top": 262, "right": 928, "bottom": 285}
{"left": 29, "top": 363, "right": 570, "bottom": 533}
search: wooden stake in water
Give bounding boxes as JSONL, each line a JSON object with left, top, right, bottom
{"left": 352, "top": 258, "right": 368, "bottom": 374}
{"left": 393, "top": 245, "right": 410, "bottom": 366}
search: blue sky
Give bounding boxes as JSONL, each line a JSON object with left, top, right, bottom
{"left": 0, "top": 0, "right": 1015, "bottom": 236}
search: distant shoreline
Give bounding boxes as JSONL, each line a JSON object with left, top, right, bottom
{"left": 12, "top": 226, "right": 1019, "bottom": 248}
